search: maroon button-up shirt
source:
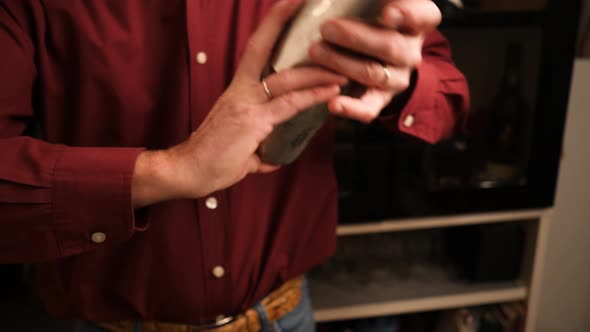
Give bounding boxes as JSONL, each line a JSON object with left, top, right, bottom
{"left": 0, "top": 0, "right": 469, "bottom": 323}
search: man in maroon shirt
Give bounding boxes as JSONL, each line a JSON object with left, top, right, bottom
{"left": 0, "top": 0, "right": 469, "bottom": 331}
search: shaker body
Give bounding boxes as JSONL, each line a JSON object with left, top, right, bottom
{"left": 258, "top": 0, "right": 383, "bottom": 165}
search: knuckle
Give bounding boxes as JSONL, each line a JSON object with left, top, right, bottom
{"left": 217, "top": 96, "right": 237, "bottom": 113}
{"left": 238, "top": 104, "right": 258, "bottom": 124}
{"left": 387, "top": 35, "right": 422, "bottom": 68}
{"left": 384, "top": 35, "right": 402, "bottom": 62}
{"left": 403, "top": 10, "right": 418, "bottom": 29}
{"left": 247, "top": 105, "right": 261, "bottom": 120}
{"left": 245, "top": 38, "right": 258, "bottom": 53}
{"left": 246, "top": 38, "right": 270, "bottom": 61}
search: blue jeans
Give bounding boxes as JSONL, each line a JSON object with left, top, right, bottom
{"left": 75, "top": 279, "right": 315, "bottom": 332}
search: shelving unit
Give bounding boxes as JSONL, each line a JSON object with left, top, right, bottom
{"left": 312, "top": 278, "right": 527, "bottom": 322}
{"left": 310, "top": 209, "right": 552, "bottom": 332}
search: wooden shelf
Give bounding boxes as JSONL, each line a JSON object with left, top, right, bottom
{"left": 311, "top": 277, "right": 527, "bottom": 322}
{"left": 337, "top": 208, "right": 549, "bottom": 236}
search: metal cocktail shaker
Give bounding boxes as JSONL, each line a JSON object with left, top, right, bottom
{"left": 258, "top": 0, "right": 384, "bottom": 165}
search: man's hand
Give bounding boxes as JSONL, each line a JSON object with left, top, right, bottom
{"left": 132, "top": 0, "right": 346, "bottom": 208}
{"left": 309, "top": 0, "right": 441, "bottom": 123}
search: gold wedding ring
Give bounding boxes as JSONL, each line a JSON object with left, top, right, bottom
{"left": 261, "top": 78, "right": 273, "bottom": 100}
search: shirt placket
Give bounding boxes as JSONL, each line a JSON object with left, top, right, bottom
{"left": 186, "top": 0, "right": 231, "bottom": 320}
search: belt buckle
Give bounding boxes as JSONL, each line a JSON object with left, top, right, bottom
{"left": 190, "top": 315, "right": 236, "bottom": 331}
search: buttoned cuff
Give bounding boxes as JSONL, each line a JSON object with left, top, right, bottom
{"left": 52, "top": 147, "right": 146, "bottom": 256}
{"left": 378, "top": 61, "right": 448, "bottom": 144}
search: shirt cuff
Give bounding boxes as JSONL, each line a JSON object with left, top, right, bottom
{"left": 52, "top": 146, "right": 146, "bottom": 256}
{"left": 378, "top": 60, "right": 446, "bottom": 144}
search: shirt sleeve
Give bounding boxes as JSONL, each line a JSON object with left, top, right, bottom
{"left": 378, "top": 29, "right": 470, "bottom": 144}
{"left": 0, "top": 5, "right": 145, "bottom": 263}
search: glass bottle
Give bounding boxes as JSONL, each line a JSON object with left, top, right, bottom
{"left": 485, "top": 42, "right": 529, "bottom": 182}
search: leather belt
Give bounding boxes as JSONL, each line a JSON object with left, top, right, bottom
{"left": 97, "top": 277, "right": 303, "bottom": 332}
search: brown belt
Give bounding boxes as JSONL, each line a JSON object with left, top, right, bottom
{"left": 97, "top": 277, "right": 303, "bottom": 332}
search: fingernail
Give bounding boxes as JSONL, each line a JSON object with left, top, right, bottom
{"left": 321, "top": 22, "right": 340, "bottom": 42}
{"left": 309, "top": 43, "right": 326, "bottom": 60}
{"left": 384, "top": 7, "right": 404, "bottom": 27}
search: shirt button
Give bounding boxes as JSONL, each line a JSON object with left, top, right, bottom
{"left": 403, "top": 114, "right": 415, "bottom": 128}
{"left": 91, "top": 232, "right": 106, "bottom": 244}
{"left": 196, "top": 51, "right": 208, "bottom": 64}
{"left": 205, "top": 197, "right": 218, "bottom": 210}
{"left": 212, "top": 266, "right": 225, "bottom": 278}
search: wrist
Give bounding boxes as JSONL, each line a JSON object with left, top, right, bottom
{"left": 132, "top": 149, "right": 185, "bottom": 208}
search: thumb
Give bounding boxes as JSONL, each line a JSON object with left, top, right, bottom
{"left": 258, "top": 163, "right": 282, "bottom": 173}
{"left": 247, "top": 154, "right": 263, "bottom": 174}
{"left": 381, "top": 0, "right": 441, "bottom": 33}
{"left": 247, "top": 154, "right": 281, "bottom": 173}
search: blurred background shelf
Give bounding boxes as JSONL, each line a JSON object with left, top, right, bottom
{"left": 336, "top": 208, "right": 546, "bottom": 236}
{"left": 311, "top": 277, "right": 527, "bottom": 322}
